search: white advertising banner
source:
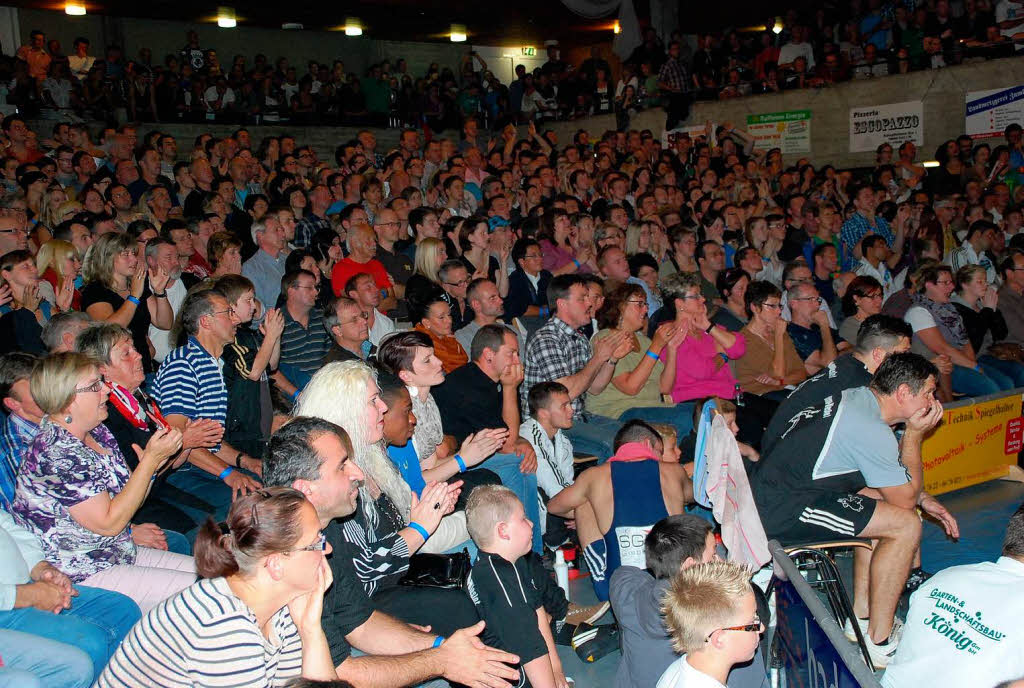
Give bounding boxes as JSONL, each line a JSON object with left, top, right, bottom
{"left": 849, "top": 101, "right": 923, "bottom": 152}
{"left": 965, "top": 86, "right": 1024, "bottom": 139}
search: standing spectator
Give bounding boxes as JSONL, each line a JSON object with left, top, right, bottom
{"left": 778, "top": 25, "right": 816, "bottom": 70}
{"left": 67, "top": 37, "right": 94, "bottom": 82}
{"left": 16, "top": 30, "right": 51, "bottom": 83}
{"left": 658, "top": 42, "right": 691, "bottom": 129}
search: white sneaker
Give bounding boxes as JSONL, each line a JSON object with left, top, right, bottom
{"left": 843, "top": 616, "right": 868, "bottom": 642}
{"left": 860, "top": 618, "right": 905, "bottom": 670}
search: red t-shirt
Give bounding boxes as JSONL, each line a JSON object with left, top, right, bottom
{"left": 331, "top": 257, "right": 392, "bottom": 296}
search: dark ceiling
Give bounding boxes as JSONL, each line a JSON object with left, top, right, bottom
{"left": 18, "top": 0, "right": 636, "bottom": 46}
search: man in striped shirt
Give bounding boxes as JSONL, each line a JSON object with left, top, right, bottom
{"left": 276, "top": 269, "right": 330, "bottom": 394}
{"left": 154, "top": 288, "right": 262, "bottom": 504}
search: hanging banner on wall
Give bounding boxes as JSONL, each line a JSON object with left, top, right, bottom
{"left": 965, "top": 86, "right": 1024, "bottom": 139}
{"left": 849, "top": 101, "right": 923, "bottom": 152}
{"left": 746, "top": 110, "right": 812, "bottom": 154}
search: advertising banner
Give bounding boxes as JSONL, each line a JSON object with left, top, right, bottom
{"left": 746, "top": 110, "right": 812, "bottom": 154}
{"left": 965, "top": 86, "right": 1024, "bottom": 138}
{"left": 849, "top": 101, "right": 923, "bottom": 152}
{"left": 921, "top": 394, "right": 1022, "bottom": 495}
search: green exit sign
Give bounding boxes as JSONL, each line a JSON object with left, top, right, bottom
{"left": 522, "top": 46, "right": 536, "bottom": 56}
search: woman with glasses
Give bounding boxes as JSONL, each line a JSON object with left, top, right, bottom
{"left": 838, "top": 275, "right": 884, "bottom": 345}
{"left": 736, "top": 280, "right": 807, "bottom": 400}
{"left": 95, "top": 487, "right": 337, "bottom": 687}
{"left": 587, "top": 283, "right": 693, "bottom": 437}
{"left": 786, "top": 282, "right": 847, "bottom": 375}
{"left": 11, "top": 352, "right": 196, "bottom": 613}
{"left": 82, "top": 232, "right": 172, "bottom": 376}
{"left": 906, "top": 264, "right": 1005, "bottom": 396}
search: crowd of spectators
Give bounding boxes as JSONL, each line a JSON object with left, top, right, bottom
{"left": 7, "top": 1, "right": 1023, "bottom": 136}
{"left": 1, "top": 93, "right": 1024, "bottom": 687}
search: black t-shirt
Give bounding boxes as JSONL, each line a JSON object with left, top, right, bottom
{"left": 761, "top": 354, "right": 872, "bottom": 456}
{"left": 377, "top": 244, "right": 415, "bottom": 287}
{"left": 81, "top": 281, "right": 156, "bottom": 374}
{"left": 433, "top": 363, "right": 505, "bottom": 443}
{"left": 466, "top": 551, "right": 548, "bottom": 687}
{"left": 322, "top": 518, "right": 377, "bottom": 665}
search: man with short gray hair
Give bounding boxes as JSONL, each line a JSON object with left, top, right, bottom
{"left": 40, "top": 311, "right": 91, "bottom": 353}
{"left": 242, "top": 215, "right": 287, "bottom": 311}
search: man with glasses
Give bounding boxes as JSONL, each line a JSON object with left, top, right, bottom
{"left": 0, "top": 216, "right": 28, "bottom": 256}
{"left": 505, "top": 238, "right": 552, "bottom": 330}
{"left": 323, "top": 296, "right": 373, "bottom": 363}
{"left": 438, "top": 260, "right": 473, "bottom": 331}
{"left": 780, "top": 260, "right": 837, "bottom": 328}
{"left": 372, "top": 208, "right": 413, "bottom": 305}
{"left": 277, "top": 269, "right": 330, "bottom": 393}
{"left": 997, "top": 250, "right": 1024, "bottom": 349}
{"left": 785, "top": 282, "right": 846, "bottom": 376}
{"left": 750, "top": 353, "right": 958, "bottom": 668}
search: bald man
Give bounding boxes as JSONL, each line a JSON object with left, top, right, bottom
{"left": 330, "top": 224, "right": 397, "bottom": 312}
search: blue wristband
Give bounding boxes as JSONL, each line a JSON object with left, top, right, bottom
{"left": 408, "top": 521, "right": 430, "bottom": 541}
{"left": 454, "top": 454, "right": 467, "bottom": 472}
{"left": 432, "top": 635, "right": 445, "bottom": 648}
{"left": 539, "top": 306, "right": 549, "bottom": 317}
{"left": 572, "top": 258, "right": 581, "bottom": 269}
{"left": 645, "top": 349, "right": 660, "bottom": 362}
{"left": 126, "top": 295, "right": 141, "bottom": 306}
{"left": 291, "top": 389, "right": 300, "bottom": 401}
{"left": 218, "top": 466, "right": 234, "bottom": 481}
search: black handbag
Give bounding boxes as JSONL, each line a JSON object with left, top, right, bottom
{"left": 398, "top": 548, "right": 472, "bottom": 590}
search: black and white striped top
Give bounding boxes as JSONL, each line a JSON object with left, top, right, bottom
{"left": 96, "top": 576, "right": 304, "bottom": 688}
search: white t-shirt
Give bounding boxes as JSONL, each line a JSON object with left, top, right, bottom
{"left": 368, "top": 309, "right": 396, "bottom": 346}
{"left": 996, "top": 0, "right": 1024, "bottom": 37}
{"left": 203, "top": 86, "right": 235, "bottom": 109}
{"left": 657, "top": 656, "right": 727, "bottom": 688}
{"left": 882, "top": 556, "right": 1024, "bottom": 688}
{"left": 150, "top": 278, "right": 188, "bottom": 362}
{"left": 904, "top": 305, "right": 936, "bottom": 334}
{"left": 778, "top": 41, "right": 816, "bottom": 69}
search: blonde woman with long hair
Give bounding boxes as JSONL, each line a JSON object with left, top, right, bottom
{"left": 404, "top": 237, "right": 448, "bottom": 314}
{"left": 36, "top": 238, "right": 82, "bottom": 311}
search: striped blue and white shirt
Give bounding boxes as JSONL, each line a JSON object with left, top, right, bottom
{"left": 96, "top": 576, "right": 304, "bottom": 688}
{"left": 153, "top": 336, "right": 228, "bottom": 451}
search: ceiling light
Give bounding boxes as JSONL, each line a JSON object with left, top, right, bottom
{"left": 217, "top": 6, "right": 236, "bottom": 28}
{"left": 450, "top": 24, "right": 467, "bottom": 42}
{"left": 65, "top": 1, "right": 86, "bottom": 15}
{"left": 282, "top": 22, "right": 303, "bottom": 30}
{"left": 613, "top": 20, "right": 621, "bottom": 34}
{"left": 772, "top": 17, "right": 784, "bottom": 34}
{"left": 345, "top": 18, "right": 363, "bottom": 36}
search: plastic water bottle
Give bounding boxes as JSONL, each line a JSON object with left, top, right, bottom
{"left": 734, "top": 382, "right": 745, "bottom": 407}
{"left": 554, "top": 549, "right": 570, "bottom": 601}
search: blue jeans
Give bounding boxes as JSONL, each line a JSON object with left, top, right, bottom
{"left": 163, "top": 464, "right": 235, "bottom": 542}
{"left": 164, "top": 529, "right": 192, "bottom": 555}
{"left": 978, "top": 355, "right": 1024, "bottom": 390}
{"left": 0, "top": 585, "right": 140, "bottom": 683}
{"left": 482, "top": 452, "right": 542, "bottom": 554}
{"left": 619, "top": 402, "right": 697, "bottom": 443}
{"left": 0, "top": 629, "right": 93, "bottom": 688}
{"left": 951, "top": 364, "right": 1003, "bottom": 397}
{"left": 564, "top": 412, "right": 620, "bottom": 462}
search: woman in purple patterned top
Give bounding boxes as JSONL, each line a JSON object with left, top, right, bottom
{"left": 11, "top": 352, "right": 197, "bottom": 611}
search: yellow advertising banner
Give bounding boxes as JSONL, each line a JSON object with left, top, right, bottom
{"left": 922, "top": 394, "right": 1023, "bottom": 495}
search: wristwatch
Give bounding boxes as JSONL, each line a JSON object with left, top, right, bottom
{"left": 705, "top": 323, "right": 715, "bottom": 334}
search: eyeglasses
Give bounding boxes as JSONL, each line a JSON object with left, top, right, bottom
{"left": 75, "top": 378, "right": 105, "bottom": 393}
{"left": 287, "top": 532, "right": 328, "bottom": 553}
{"left": 444, "top": 278, "right": 470, "bottom": 287}
{"left": 208, "top": 309, "right": 233, "bottom": 319}
{"left": 792, "top": 295, "right": 823, "bottom": 304}
{"left": 293, "top": 283, "right": 320, "bottom": 292}
{"left": 626, "top": 299, "right": 648, "bottom": 307}
{"left": 863, "top": 292, "right": 884, "bottom": 300}
{"left": 761, "top": 302, "right": 783, "bottom": 310}
{"left": 375, "top": 221, "right": 402, "bottom": 228}
{"left": 342, "top": 311, "right": 369, "bottom": 324}
{"left": 706, "top": 614, "right": 762, "bottom": 642}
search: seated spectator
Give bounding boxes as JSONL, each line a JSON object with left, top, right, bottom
{"left": 277, "top": 269, "right": 331, "bottom": 393}
{"left": 412, "top": 294, "right": 468, "bottom": 374}
{"left": 241, "top": 216, "right": 288, "bottom": 313}
{"left": 906, "top": 264, "right": 1009, "bottom": 395}
{"left": 456, "top": 278, "right": 527, "bottom": 356}
{"left": 736, "top": 281, "right": 807, "bottom": 399}
{"left": 95, "top": 487, "right": 338, "bottom": 687}
{"left": 0, "top": 353, "right": 41, "bottom": 509}
{"left": 465, "top": 485, "right": 570, "bottom": 688}
{"left": 40, "top": 310, "right": 92, "bottom": 354}
{"left": 323, "top": 296, "right": 372, "bottom": 363}
{"left": 548, "top": 419, "right": 693, "bottom": 601}
{"left": 505, "top": 238, "right": 553, "bottom": 333}
{"left": 751, "top": 353, "right": 957, "bottom": 668}
{"left": 437, "top": 259, "right": 474, "bottom": 331}
{"left": 330, "top": 226, "right": 395, "bottom": 314}
{"left": 153, "top": 288, "right": 262, "bottom": 507}
{"left": 75, "top": 323, "right": 224, "bottom": 540}
{"left": 216, "top": 274, "right": 284, "bottom": 458}
{"left": 0, "top": 250, "right": 57, "bottom": 355}
{"left": 838, "top": 276, "right": 885, "bottom": 345}
{"left": 404, "top": 237, "right": 447, "bottom": 313}
{"left": 587, "top": 282, "right": 689, "bottom": 436}
{"left": 538, "top": 209, "right": 593, "bottom": 276}
{"left": 521, "top": 381, "right": 577, "bottom": 548}
{"left": 658, "top": 560, "right": 762, "bottom": 687}
{"left": 952, "top": 264, "right": 1024, "bottom": 388}
{"left": 81, "top": 232, "right": 172, "bottom": 375}
{"left": 610, "top": 514, "right": 770, "bottom": 688}
{"left": 0, "top": 508, "right": 141, "bottom": 687}
{"left": 35, "top": 239, "right": 81, "bottom": 312}
{"left": 343, "top": 272, "right": 395, "bottom": 346}
{"left": 998, "top": 251, "right": 1024, "bottom": 349}
{"left": 433, "top": 324, "right": 542, "bottom": 552}
{"left": 207, "top": 231, "right": 243, "bottom": 279}
{"left": 522, "top": 274, "right": 633, "bottom": 461}
{"left": 458, "top": 216, "right": 508, "bottom": 297}
{"left": 950, "top": 219, "right": 999, "bottom": 284}
{"left": 12, "top": 352, "right": 195, "bottom": 612}
{"left": 855, "top": 235, "right": 905, "bottom": 302}
{"left": 881, "top": 501, "right": 1024, "bottom": 686}
{"left": 785, "top": 281, "right": 846, "bottom": 375}
{"left": 262, "top": 416, "right": 519, "bottom": 687}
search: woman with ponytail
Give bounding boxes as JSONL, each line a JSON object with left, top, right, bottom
{"left": 96, "top": 487, "right": 337, "bottom": 687}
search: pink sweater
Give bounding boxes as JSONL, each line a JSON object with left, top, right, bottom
{"left": 668, "top": 326, "right": 746, "bottom": 402}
